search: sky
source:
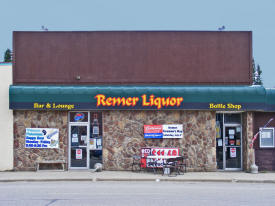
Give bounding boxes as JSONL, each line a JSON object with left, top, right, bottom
{"left": 0, "top": 0, "right": 274, "bottom": 87}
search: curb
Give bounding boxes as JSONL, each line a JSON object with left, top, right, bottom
{"left": 1, "top": 178, "right": 275, "bottom": 184}
{"left": 0, "top": 178, "right": 95, "bottom": 182}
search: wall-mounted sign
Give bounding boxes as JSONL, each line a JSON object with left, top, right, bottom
{"left": 260, "top": 127, "right": 275, "bottom": 148}
{"left": 144, "top": 125, "right": 183, "bottom": 139}
{"left": 209, "top": 103, "right": 242, "bottom": 110}
{"left": 25, "top": 128, "right": 59, "bottom": 148}
{"left": 95, "top": 94, "right": 184, "bottom": 109}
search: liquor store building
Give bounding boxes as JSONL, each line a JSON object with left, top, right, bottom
{"left": 10, "top": 31, "right": 275, "bottom": 171}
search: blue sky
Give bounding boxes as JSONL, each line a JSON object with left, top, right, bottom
{"left": 1, "top": 0, "right": 274, "bottom": 87}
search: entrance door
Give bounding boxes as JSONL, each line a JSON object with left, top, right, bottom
{"left": 224, "top": 125, "right": 242, "bottom": 170}
{"left": 216, "top": 113, "right": 242, "bottom": 170}
{"left": 69, "top": 125, "right": 89, "bottom": 169}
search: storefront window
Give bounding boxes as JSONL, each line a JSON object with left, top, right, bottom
{"left": 216, "top": 114, "right": 223, "bottom": 169}
{"left": 89, "top": 112, "right": 103, "bottom": 169}
{"left": 224, "top": 113, "right": 241, "bottom": 124}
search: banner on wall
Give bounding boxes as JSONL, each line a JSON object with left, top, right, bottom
{"left": 25, "top": 128, "right": 59, "bottom": 148}
{"left": 144, "top": 124, "right": 183, "bottom": 139}
{"left": 140, "top": 147, "right": 180, "bottom": 168}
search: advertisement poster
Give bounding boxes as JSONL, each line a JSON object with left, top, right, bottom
{"left": 144, "top": 125, "right": 183, "bottom": 139}
{"left": 218, "top": 139, "right": 223, "bottom": 147}
{"left": 25, "top": 128, "right": 59, "bottom": 148}
{"left": 76, "top": 149, "right": 82, "bottom": 160}
{"left": 140, "top": 147, "right": 179, "bottom": 168}
{"left": 230, "top": 148, "right": 237, "bottom": 158}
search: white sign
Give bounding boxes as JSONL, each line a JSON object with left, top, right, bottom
{"left": 25, "top": 128, "right": 59, "bottom": 148}
{"left": 76, "top": 149, "right": 82, "bottom": 159}
{"left": 229, "top": 129, "right": 235, "bottom": 135}
{"left": 218, "top": 139, "right": 223, "bottom": 147}
{"left": 162, "top": 125, "right": 183, "bottom": 138}
{"left": 262, "top": 131, "right": 272, "bottom": 138}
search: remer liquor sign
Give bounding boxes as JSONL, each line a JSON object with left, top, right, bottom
{"left": 144, "top": 125, "right": 183, "bottom": 139}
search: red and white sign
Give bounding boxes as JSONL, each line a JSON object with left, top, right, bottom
{"left": 150, "top": 148, "right": 179, "bottom": 156}
{"left": 144, "top": 125, "right": 163, "bottom": 133}
{"left": 140, "top": 147, "right": 179, "bottom": 168}
{"left": 230, "top": 148, "right": 236, "bottom": 158}
{"left": 76, "top": 149, "right": 82, "bottom": 160}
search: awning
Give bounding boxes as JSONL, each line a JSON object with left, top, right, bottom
{"left": 9, "top": 85, "right": 275, "bottom": 111}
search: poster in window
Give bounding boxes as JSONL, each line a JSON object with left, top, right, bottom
{"left": 218, "top": 139, "right": 223, "bottom": 147}
{"left": 89, "top": 139, "right": 96, "bottom": 149}
{"left": 76, "top": 149, "right": 82, "bottom": 159}
{"left": 229, "top": 129, "right": 235, "bottom": 135}
{"left": 229, "top": 140, "right": 235, "bottom": 146}
{"left": 229, "top": 135, "right": 234, "bottom": 139}
{"left": 230, "top": 148, "right": 237, "bottom": 158}
{"left": 72, "top": 134, "right": 78, "bottom": 143}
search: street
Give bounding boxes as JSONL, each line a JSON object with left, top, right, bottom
{"left": 0, "top": 181, "right": 275, "bottom": 206}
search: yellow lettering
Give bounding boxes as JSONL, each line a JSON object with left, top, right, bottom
{"left": 154, "top": 97, "right": 162, "bottom": 109}
{"left": 169, "top": 97, "right": 177, "bottom": 106}
{"left": 106, "top": 97, "right": 113, "bottom": 106}
{"left": 95, "top": 94, "right": 106, "bottom": 106}
{"left": 132, "top": 97, "right": 139, "bottom": 106}
{"left": 126, "top": 97, "right": 132, "bottom": 106}
{"left": 142, "top": 94, "right": 150, "bottom": 106}
{"left": 176, "top": 97, "right": 184, "bottom": 107}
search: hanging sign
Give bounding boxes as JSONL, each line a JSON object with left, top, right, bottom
{"left": 25, "top": 128, "right": 59, "bottom": 148}
{"left": 144, "top": 124, "right": 183, "bottom": 139}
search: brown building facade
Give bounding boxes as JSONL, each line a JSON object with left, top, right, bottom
{"left": 10, "top": 31, "right": 275, "bottom": 172}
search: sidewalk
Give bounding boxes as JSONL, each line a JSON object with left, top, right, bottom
{"left": 1, "top": 170, "right": 275, "bottom": 183}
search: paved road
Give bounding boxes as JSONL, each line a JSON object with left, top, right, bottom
{"left": 0, "top": 181, "right": 275, "bottom": 206}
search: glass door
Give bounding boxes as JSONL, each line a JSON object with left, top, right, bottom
{"left": 224, "top": 125, "right": 242, "bottom": 170}
{"left": 216, "top": 113, "right": 242, "bottom": 170}
{"left": 69, "top": 125, "right": 89, "bottom": 169}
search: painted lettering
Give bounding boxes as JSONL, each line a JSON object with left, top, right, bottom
{"left": 95, "top": 94, "right": 183, "bottom": 109}
{"left": 209, "top": 103, "right": 242, "bottom": 110}
{"left": 33, "top": 103, "right": 44, "bottom": 109}
{"left": 227, "top": 103, "right": 242, "bottom": 110}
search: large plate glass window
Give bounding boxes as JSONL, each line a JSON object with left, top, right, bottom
{"left": 89, "top": 112, "right": 103, "bottom": 169}
{"left": 259, "top": 127, "right": 274, "bottom": 148}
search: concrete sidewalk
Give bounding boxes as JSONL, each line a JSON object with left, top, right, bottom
{"left": 1, "top": 170, "right": 275, "bottom": 183}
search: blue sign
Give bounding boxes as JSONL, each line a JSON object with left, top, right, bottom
{"left": 74, "top": 112, "right": 85, "bottom": 121}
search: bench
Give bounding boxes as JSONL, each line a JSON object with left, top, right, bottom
{"left": 36, "top": 160, "right": 66, "bottom": 171}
